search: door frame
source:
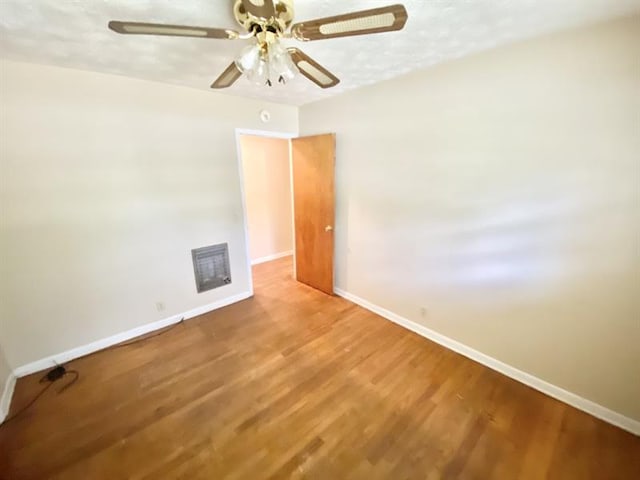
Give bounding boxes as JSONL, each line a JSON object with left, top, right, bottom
{"left": 234, "top": 128, "right": 298, "bottom": 295}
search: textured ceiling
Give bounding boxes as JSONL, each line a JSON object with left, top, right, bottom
{"left": 1, "top": 0, "right": 639, "bottom": 106}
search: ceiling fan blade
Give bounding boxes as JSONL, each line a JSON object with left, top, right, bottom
{"left": 241, "top": 0, "right": 276, "bottom": 19}
{"left": 108, "top": 21, "right": 238, "bottom": 39}
{"left": 288, "top": 48, "right": 339, "bottom": 89}
{"left": 291, "top": 4, "right": 408, "bottom": 41}
{"left": 210, "top": 62, "right": 243, "bottom": 89}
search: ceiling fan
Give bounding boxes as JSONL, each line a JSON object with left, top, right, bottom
{"left": 108, "top": 0, "right": 408, "bottom": 90}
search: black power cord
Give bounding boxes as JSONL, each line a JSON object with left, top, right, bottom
{"left": 104, "top": 318, "right": 185, "bottom": 351}
{"left": 0, "top": 365, "right": 79, "bottom": 429}
{"left": 0, "top": 317, "right": 185, "bottom": 429}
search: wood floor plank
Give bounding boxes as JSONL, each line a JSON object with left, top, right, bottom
{"left": 1, "top": 256, "right": 638, "bottom": 479}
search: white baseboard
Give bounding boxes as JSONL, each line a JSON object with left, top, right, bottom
{"left": 334, "top": 287, "right": 640, "bottom": 436}
{"left": 251, "top": 251, "right": 293, "bottom": 265}
{"left": 0, "top": 371, "right": 17, "bottom": 423}
{"left": 13, "top": 291, "right": 252, "bottom": 378}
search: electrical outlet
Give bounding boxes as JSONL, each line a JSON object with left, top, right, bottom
{"left": 156, "top": 301, "right": 166, "bottom": 312}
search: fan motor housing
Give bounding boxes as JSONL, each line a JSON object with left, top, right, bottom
{"left": 233, "top": 0, "right": 294, "bottom": 33}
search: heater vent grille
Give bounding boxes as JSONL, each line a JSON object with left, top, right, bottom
{"left": 192, "top": 243, "right": 231, "bottom": 293}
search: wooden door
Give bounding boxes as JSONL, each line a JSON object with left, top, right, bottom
{"left": 291, "top": 134, "right": 335, "bottom": 295}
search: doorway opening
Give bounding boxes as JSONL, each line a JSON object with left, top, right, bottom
{"left": 235, "top": 129, "right": 336, "bottom": 296}
{"left": 236, "top": 130, "right": 296, "bottom": 292}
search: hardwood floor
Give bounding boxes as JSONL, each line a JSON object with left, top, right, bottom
{"left": 1, "top": 256, "right": 638, "bottom": 479}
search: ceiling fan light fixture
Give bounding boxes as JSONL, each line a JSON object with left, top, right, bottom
{"left": 235, "top": 43, "right": 262, "bottom": 72}
{"left": 245, "top": 57, "right": 269, "bottom": 85}
{"left": 267, "top": 41, "right": 297, "bottom": 81}
{"left": 235, "top": 38, "right": 298, "bottom": 87}
{"left": 109, "top": 2, "right": 408, "bottom": 90}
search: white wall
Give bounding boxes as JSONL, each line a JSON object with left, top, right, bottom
{"left": 299, "top": 16, "right": 640, "bottom": 421}
{"left": 239, "top": 135, "right": 293, "bottom": 262}
{"left": 0, "top": 60, "right": 297, "bottom": 368}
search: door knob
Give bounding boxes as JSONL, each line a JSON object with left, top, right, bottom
{"left": 325, "top": 225, "right": 333, "bottom": 232}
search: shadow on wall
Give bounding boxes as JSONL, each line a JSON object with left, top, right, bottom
{"left": 342, "top": 166, "right": 637, "bottom": 296}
